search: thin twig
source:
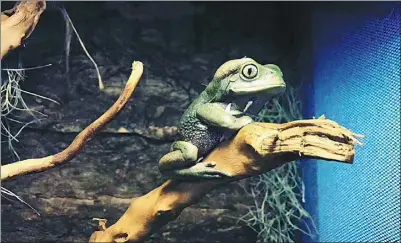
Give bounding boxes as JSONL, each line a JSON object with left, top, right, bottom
{"left": 1, "top": 187, "right": 40, "bottom": 216}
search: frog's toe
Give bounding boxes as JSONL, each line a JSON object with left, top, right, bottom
{"left": 204, "top": 162, "right": 216, "bottom": 168}
{"left": 202, "top": 169, "right": 231, "bottom": 178}
{"left": 201, "top": 173, "right": 223, "bottom": 178}
{"left": 194, "top": 162, "right": 231, "bottom": 177}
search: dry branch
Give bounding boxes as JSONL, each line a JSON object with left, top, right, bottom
{"left": 89, "top": 116, "right": 363, "bottom": 243}
{"left": 0, "top": 61, "right": 144, "bottom": 181}
{"left": 1, "top": 0, "right": 46, "bottom": 59}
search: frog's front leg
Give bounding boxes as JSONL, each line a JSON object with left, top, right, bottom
{"left": 196, "top": 103, "right": 254, "bottom": 130}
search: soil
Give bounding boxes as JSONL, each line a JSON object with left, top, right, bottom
{"left": 1, "top": 2, "right": 310, "bottom": 242}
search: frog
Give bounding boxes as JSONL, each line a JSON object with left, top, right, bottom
{"left": 158, "top": 57, "right": 286, "bottom": 179}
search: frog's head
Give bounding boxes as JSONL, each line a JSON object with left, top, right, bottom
{"left": 208, "top": 57, "right": 286, "bottom": 101}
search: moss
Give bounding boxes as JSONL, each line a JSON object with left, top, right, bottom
{"left": 239, "top": 85, "right": 318, "bottom": 243}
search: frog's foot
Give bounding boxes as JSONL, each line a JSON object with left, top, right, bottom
{"left": 172, "top": 162, "right": 232, "bottom": 179}
{"left": 161, "top": 162, "right": 229, "bottom": 180}
{"left": 225, "top": 103, "right": 232, "bottom": 112}
{"left": 229, "top": 115, "right": 254, "bottom": 131}
{"left": 243, "top": 100, "right": 254, "bottom": 113}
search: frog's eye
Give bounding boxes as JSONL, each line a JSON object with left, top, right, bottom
{"left": 241, "top": 64, "right": 258, "bottom": 79}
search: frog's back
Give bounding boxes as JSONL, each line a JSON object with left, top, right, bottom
{"left": 178, "top": 98, "right": 222, "bottom": 156}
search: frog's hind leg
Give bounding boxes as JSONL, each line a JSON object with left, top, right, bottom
{"left": 158, "top": 141, "right": 198, "bottom": 172}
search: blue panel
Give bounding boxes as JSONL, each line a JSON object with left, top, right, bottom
{"left": 304, "top": 2, "right": 400, "bottom": 242}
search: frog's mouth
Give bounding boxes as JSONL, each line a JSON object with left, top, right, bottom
{"left": 229, "top": 79, "right": 286, "bottom": 96}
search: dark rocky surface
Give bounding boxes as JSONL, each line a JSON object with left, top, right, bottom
{"left": 1, "top": 2, "right": 311, "bottom": 242}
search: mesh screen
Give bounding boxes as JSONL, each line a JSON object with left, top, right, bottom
{"left": 303, "top": 2, "right": 400, "bottom": 242}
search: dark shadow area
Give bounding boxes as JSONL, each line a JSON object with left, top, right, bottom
{"left": 1, "top": 2, "right": 313, "bottom": 242}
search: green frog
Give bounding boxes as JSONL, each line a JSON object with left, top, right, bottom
{"left": 158, "top": 57, "right": 286, "bottom": 179}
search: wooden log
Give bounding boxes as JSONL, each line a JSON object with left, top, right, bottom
{"left": 89, "top": 116, "right": 363, "bottom": 242}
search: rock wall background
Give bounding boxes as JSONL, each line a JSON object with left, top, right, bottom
{"left": 1, "top": 2, "right": 311, "bottom": 242}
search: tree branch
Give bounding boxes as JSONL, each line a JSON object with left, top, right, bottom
{"left": 1, "top": 0, "right": 47, "bottom": 59}
{"left": 0, "top": 61, "right": 144, "bottom": 181}
{"left": 89, "top": 116, "right": 363, "bottom": 243}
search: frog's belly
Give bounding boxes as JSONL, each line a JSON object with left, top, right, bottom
{"left": 180, "top": 123, "right": 222, "bottom": 156}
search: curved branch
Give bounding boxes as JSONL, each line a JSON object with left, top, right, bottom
{"left": 89, "top": 116, "right": 363, "bottom": 243}
{"left": 1, "top": 61, "right": 144, "bottom": 181}
{"left": 1, "top": 0, "right": 47, "bottom": 59}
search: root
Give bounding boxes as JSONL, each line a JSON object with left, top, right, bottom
{"left": 1, "top": 65, "right": 57, "bottom": 160}
{"left": 56, "top": 5, "right": 104, "bottom": 90}
{"left": 1, "top": 187, "right": 40, "bottom": 216}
